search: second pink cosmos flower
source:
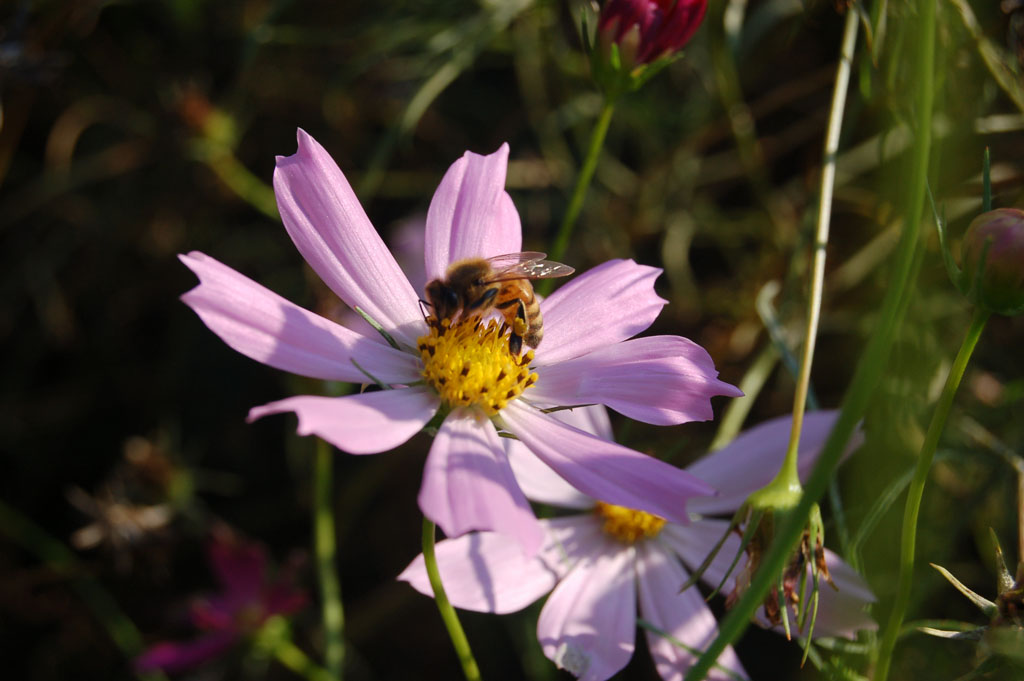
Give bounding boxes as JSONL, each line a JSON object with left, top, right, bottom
{"left": 180, "top": 130, "right": 741, "bottom": 556}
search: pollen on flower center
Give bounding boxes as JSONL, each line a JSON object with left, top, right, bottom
{"left": 417, "top": 316, "right": 537, "bottom": 416}
{"left": 595, "top": 501, "right": 666, "bottom": 544}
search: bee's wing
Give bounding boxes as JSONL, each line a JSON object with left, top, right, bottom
{"left": 482, "top": 252, "right": 575, "bottom": 282}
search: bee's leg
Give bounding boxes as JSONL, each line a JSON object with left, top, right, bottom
{"left": 508, "top": 333, "right": 523, "bottom": 356}
{"left": 468, "top": 288, "right": 498, "bottom": 310}
{"left": 417, "top": 299, "right": 432, "bottom": 321}
{"left": 497, "top": 298, "right": 528, "bottom": 355}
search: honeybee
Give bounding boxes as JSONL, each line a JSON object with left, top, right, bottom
{"left": 424, "top": 252, "right": 574, "bottom": 355}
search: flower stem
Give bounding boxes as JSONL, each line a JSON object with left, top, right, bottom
{"left": 314, "top": 438, "right": 344, "bottom": 680}
{"left": 422, "top": 517, "right": 482, "bottom": 681}
{"left": 777, "top": 4, "right": 859, "bottom": 492}
{"left": 685, "top": 1, "right": 936, "bottom": 676}
{"left": 544, "top": 97, "right": 616, "bottom": 272}
{"left": 273, "top": 637, "right": 336, "bottom": 681}
{"left": 260, "top": 616, "right": 335, "bottom": 681}
{"left": 874, "top": 307, "right": 990, "bottom": 681}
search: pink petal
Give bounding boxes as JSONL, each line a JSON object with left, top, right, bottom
{"left": 273, "top": 130, "right": 424, "bottom": 347}
{"left": 397, "top": 517, "right": 595, "bottom": 614}
{"left": 506, "top": 436, "right": 593, "bottom": 510}
{"left": 492, "top": 191, "right": 523, "bottom": 257}
{"left": 423, "top": 144, "right": 520, "bottom": 282}
{"left": 418, "top": 410, "right": 543, "bottom": 556}
{"left": 502, "top": 403, "right": 715, "bottom": 525}
{"left": 503, "top": 405, "right": 611, "bottom": 510}
{"left": 538, "top": 547, "right": 637, "bottom": 681}
{"left": 135, "top": 631, "right": 237, "bottom": 673}
{"left": 534, "top": 259, "right": 666, "bottom": 366}
{"left": 685, "top": 411, "right": 842, "bottom": 516}
{"left": 756, "top": 553, "right": 877, "bottom": 639}
{"left": 247, "top": 387, "right": 438, "bottom": 454}
{"left": 823, "top": 550, "right": 875, "bottom": 602}
{"left": 179, "top": 252, "right": 421, "bottom": 385}
{"left": 660, "top": 519, "right": 744, "bottom": 595}
{"left": 808, "top": 550, "right": 876, "bottom": 638}
{"left": 502, "top": 405, "right": 613, "bottom": 509}
{"left": 540, "top": 515, "right": 614, "bottom": 564}
{"left": 559, "top": 403, "right": 615, "bottom": 441}
{"left": 636, "top": 543, "right": 748, "bottom": 681}
{"left": 530, "top": 336, "right": 742, "bottom": 426}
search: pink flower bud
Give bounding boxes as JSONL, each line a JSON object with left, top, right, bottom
{"left": 597, "top": 0, "right": 707, "bottom": 65}
{"left": 961, "top": 208, "right": 1024, "bottom": 315}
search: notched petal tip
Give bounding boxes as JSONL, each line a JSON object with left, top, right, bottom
{"left": 248, "top": 391, "right": 438, "bottom": 455}
{"left": 273, "top": 128, "right": 318, "bottom": 169}
{"left": 465, "top": 141, "right": 510, "bottom": 164}
{"left": 177, "top": 251, "right": 220, "bottom": 304}
{"left": 294, "top": 127, "right": 317, "bottom": 155}
{"left": 178, "top": 251, "right": 214, "bottom": 281}
{"left": 492, "top": 141, "right": 510, "bottom": 161}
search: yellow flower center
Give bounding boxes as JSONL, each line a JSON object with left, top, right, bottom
{"left": 417, "top": 316, "right": 537, "bottom": 416}
{"left": 595, "top": 501, "right": 666, "bottom": 544}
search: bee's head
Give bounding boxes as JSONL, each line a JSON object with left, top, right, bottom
{"left": 424, "top": 279, "right": 459, "bottom": 321}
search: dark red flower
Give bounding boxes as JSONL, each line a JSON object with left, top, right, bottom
{"left": 135, "top": 528, "right": 306, "bottom": 674}
{"left": 597, "top": 0, "right": 707, "bottom": 65}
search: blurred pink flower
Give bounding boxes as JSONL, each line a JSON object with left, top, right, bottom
{"left": 400, "top": 409, "right": 875, "bottom": 681}
{"left": 598, "top": 0, "right": 707, "bottom": 65}
{"left": 135, "top": 529, "right": 306, "bottom": 674}
{"left": 180, "top": 130, "right": 740, "bottom": 556}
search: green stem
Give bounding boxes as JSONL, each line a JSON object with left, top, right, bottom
{"left": 273, "top": 636, "right": 336, "bottom": 681}
{"left": 874, "top": 307, "right": 990, "bottom": 681}
{"left": 422, "top": 517, "right": 482, "bottom": 681}
{"left": 869, "top": 0, "right": 889, "bottom": 64}
{"left": 685, "top": 1, "right": 935, "bottom": 676}
{"left": 261, "top": 616, "right": 335, "bottom": 681}
{"left": 777, "top": 4, "right": 860, "bottom": 491}
{"left": 314, "top": 438, "right": 344, "bottom": 680}
{"left": 544, "top": 98, "right": 616, "bottom": 272}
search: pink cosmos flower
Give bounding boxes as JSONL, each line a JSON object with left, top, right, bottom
{"left": 180, "top": 130, "right": 740, "bottom": 556}
{"left": 400, "top": 409, "right": 876, "bottom": 681}
{"left": 135, "top": 529, "right": 306, "bottom": 674}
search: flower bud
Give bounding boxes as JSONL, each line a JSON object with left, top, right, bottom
{"left": 597, "top": 0, "right": 707, "bottom": 66}
{"left": 960, "top": 208, "right": 1024, "bottom": 315}
{"left": 588, "top": 0, "right": 707, "bottom": 98}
